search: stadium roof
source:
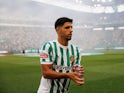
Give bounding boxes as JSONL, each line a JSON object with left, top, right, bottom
{"left": 32, "top": 0, "right": 124, "bottom": 13}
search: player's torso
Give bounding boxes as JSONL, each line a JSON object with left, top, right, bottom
{"left": 50, "top": 41, "right": 78, "bottom": 73}
{"left": 41, "top": 40, "right": 80, "bottom": 93}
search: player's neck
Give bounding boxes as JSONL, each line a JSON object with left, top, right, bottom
{"left": 57, "top": 38, "right": 68, "bottom": 46}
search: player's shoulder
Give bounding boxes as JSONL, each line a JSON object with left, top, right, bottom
{"left": 69, "top": 43, "right": 79, "bottom": 49}
{"left": 43, "top": 40, "right": 56, "bottom": 45}
{"left": 42, "top": 40, "right": 57, "bottom": 49}
{"left": 49, "top": 40, "right": 57, "bottom": 43}
{"left": 47, "top": 40, "right": 57, "bottom": 46}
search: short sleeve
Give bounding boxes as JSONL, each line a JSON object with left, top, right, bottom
{"left": 40, "top": 42, "right": 53, "bottom": 64}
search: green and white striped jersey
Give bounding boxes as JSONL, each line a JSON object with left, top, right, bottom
{"left": 38, "top": 40, "right": 81, "bottom": 93}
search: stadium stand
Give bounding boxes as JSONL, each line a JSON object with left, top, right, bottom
{"left": 0, "top": 0, "right": 124, "bottom": 53}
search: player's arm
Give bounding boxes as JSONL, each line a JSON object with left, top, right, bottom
{"left": 41, "top": 64, "right": 84, "bottom": 85}
{"left": 40, "top": 42, "right": 70, "bottom": 79}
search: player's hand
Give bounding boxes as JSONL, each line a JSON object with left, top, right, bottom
{"left": 67, "top": 71, "right": 85, "bottom": 85}
{"left": 78, "top": 66, "right": 85, "bottom": 78}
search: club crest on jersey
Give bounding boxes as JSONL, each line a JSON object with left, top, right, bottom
{"left": 70, "top": 55, "right": 75, "bottom": 63}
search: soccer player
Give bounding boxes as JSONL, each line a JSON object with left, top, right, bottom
{"left": 37, "top": 17, "right": 84, "bottom": 93}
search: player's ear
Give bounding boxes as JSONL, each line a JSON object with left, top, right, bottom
{"left": 56, "top": 27, "right": 61, "bottom": 33}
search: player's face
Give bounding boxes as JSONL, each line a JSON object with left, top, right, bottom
{"left": 59, "top": 22, "right": 73, "bottom": 41}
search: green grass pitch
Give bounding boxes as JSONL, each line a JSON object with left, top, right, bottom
{"left": 0, "top": 50, "right": 124, "bottom": 93}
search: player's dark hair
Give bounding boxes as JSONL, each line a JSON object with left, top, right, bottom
{"left": 55, "top": 17, "right": 73, "bottom": 29}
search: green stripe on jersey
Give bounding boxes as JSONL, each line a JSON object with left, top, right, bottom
{"left": 42, "top": 42, "right": 48, "bottom": 50}
{"left": 60, "top": 47, "right": 64, "bottom": 66}
{"left": 50, "top": 80, "right": 54, "bottom": 93}
{"left": 71, "top": 44, "right": 75, "bottom": 56}
{"left": 41, "top": 42, "right": 48, "bottom": 62}
{"left": 66, "top": 48, "right": 70, "bottom": 66}
{"left": 53, "top": 42, "right": 58, "bottom": 65}
{"left": 76, "top": 46, "right": 79, "bottom": 64}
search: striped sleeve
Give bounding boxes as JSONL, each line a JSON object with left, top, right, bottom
{"left": 40, "top": 42, "right": 53, "bottom": 64}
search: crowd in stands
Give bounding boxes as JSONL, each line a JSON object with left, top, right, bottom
{"left": 0, "top": 25, "right": 124, "bottom": 53}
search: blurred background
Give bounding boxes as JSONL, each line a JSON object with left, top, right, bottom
{"left": 0, "top": 0, "right": 124, "bottom": 54}
{"left": 0, "top": 1, "right": 124, "bottom": 93}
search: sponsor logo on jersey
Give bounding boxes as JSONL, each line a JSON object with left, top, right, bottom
{"left": 53, "top": 65, "right": 72, "bottom": 71}
{"left": 40, "top": 53, "right": 48, "bottom": 58}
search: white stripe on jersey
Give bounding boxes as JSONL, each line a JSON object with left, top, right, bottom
{"left": 56, "top": 42, "right": 62, "bottom": 66}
